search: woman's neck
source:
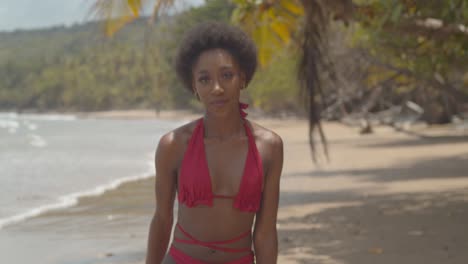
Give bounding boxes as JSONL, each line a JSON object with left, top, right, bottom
{"left": 203, "top": 111, "right": 244, "bottom": 141}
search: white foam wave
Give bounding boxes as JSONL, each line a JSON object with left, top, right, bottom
{"left": 0, "top": 159, "right": 155, "bottom": 230}
{"left": 0, "top": 119, "right": 19, "bottom": 129}
{"left": 0, "top": 119, "right": 19, "bottom": 134}
{"left": 0, "top": 112, "right": 18, "bottom": 119}
{"left": 0, "top": 112, "right": 76, "bottom": 121}
{"left": 23, "top": 121, "right": 38, "bottom": 130}
{"left": 28, "top": 134, "right": 47, "bottom": 147}
{"left": 19, "top": 113, "right": 76, "bottom": 121}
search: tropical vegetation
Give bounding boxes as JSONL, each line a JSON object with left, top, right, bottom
{"left": 1, "top": 0, "right": 466, "bottom": 134}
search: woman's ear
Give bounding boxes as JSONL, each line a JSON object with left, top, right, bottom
{"left": 192, "top": 89, "right": 200, "bottom": 101}
{"left": 191, "top": 78, "right": 196, "bottom": 93}
{"left": 191, "top": 79, "right": 199, "bottom": 98}
{"left": 240, "top": 72, "right": 247, "bottom": 90}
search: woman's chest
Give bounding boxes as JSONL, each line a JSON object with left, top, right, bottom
{"left": 204, "top": 138, "right": 249, "bottom": 193}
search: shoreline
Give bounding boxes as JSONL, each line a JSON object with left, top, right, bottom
{"left": 0, "top": 109, "right": 200, "bottom": 121}
{"left": 2, "top": 113, "right": 468, "bottom": 264}
{"left": 0, "top": 168, "right": 155, "bottom": 231}
{"left": 2, "top": 108, "right": 465, "bottom": 134}
{"left": 1, "top": 107, "right": 309, "bottom": 121}
{"left": 0, "top": 110, "right": 300, "bottom": 232}
{"left": 77, "top": 109, "right": 202, "bottom": 121}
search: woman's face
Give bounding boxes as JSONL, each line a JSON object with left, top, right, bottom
{"left": 192, "top": 48, "right": 245, "bottom": 117}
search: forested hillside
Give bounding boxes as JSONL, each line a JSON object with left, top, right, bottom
{"left": 0, "top": 0, "right": 243, "bottom": 112}
{"left": 1, "top": 0, "right": 466, "bottom": 125}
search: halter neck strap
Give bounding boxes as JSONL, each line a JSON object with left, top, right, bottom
{"left": 239, "top": 102, "right": 248, "bottom": 118}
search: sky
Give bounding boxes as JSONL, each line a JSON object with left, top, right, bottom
{"left": 0, "top": 0, "right": 203, "bottom": 32}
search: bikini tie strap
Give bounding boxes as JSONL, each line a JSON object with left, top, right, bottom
{"left": 239, "top": 102, "right": 248, "bottom": 118}
{"left": 175, "top": 223, "right": 252, "bottom": 253}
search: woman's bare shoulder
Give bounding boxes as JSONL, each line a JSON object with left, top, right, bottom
{"left": 247, "top": 119, "right": 283, "bottom": 178}
{"left": 161, "top": 119, "right": 198, "bottom": 143}
{"left": 247, "top": 120, "right": 282, "bottom": 147}
{"left": 156, "top": 119, "right": 200, "bottom": 161}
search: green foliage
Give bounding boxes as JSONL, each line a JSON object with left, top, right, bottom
{"left": 354, "top": 0, "right": 468, "bottom": 80}
{"left": 0, "top": 0, "right": 239, "bottom": 112}
{"left": 247, "top": 49, "right": 302, "bottom": 114}
{"left": 347, "top": 0, "right": 468, "bottom": 122}
{"left": 1, "top": 0, "right": 466, "bottom": 123}
{"left": 1, "top": 0, "right": 301, "bottom": 114}
{"left": 231, "top": 0, "right": 304, "bottom": 66}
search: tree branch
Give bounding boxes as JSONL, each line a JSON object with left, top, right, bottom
{"left": 396, "top": 18, "right": 468, "bottom": 39}
{"left": 361, "top": 52, "right": 468, "bottom": 101}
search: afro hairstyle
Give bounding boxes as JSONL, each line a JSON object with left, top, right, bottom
{"left": 175, "top": 21, "right": 258, "bottom": 92}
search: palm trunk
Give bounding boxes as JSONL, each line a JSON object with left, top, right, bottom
{"left": 298, "top": 0, "right": 328, "bottom": 161}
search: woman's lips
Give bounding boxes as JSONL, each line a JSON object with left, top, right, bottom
{"left": 211, "top": 99, "right": 228, "bottom": 106}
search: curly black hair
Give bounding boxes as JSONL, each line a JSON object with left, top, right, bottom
{"left": 175, "top": 21, "right": 258, "bottom": 92}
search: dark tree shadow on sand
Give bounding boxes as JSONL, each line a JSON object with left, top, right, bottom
{"left": 279, "top": 131, "right": 468, "bottom": 264}
{"left": 359, "top": 135, "right": 468, "bottom": 148}
{"left": 287, "top": 153, "right": 468, "bottom": 182}
{"left": 278, "top": 190, "right": 468, "bottom": 264}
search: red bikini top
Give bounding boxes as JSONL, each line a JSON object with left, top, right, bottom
{"left": 177, "top": 103, "right": 263, "bottom": 212}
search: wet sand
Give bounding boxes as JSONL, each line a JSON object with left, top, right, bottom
{"left": 3, "top": 115, "right": 468, "bottom": 264}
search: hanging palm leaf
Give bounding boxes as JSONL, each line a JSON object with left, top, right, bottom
{"left": 232, "top": 0, "right": 304, "bottom": 66}
{"left": 89, "top": 0, "right": 356, "bottom": 159}
{"left": 90, "top": 0, "right": 174, "bottom": 36}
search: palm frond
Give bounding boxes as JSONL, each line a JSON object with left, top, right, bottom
{"left": 89, "top": 0, "right": 175, "bottom": 36}
{"left": 232, "top": 0, "right": 304, "bottom": 66}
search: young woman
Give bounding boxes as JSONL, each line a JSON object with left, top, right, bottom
{"left": 145, "top": 22, "right": 283, "bottom": 264}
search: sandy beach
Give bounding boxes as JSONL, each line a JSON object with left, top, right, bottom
{"left": 272, "top": 120, "right": 468, "bottom": 264}
{"left": 3, "top": 111, "right": 468, "bottom": 264}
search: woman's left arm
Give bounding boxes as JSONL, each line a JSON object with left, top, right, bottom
{"left": 253, "top": 133, "right": 284, "bottom": 264}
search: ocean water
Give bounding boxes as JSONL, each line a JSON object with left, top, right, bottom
{"left": 0, "top": 112, "right": 181, "bottom": 229}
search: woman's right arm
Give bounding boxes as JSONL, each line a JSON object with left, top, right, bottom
{"left": 146, "top": 132, "right": 179, "bottom": 264}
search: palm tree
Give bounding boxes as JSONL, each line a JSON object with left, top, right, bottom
{"left": 91, "top": 0, "right": 355, "bottom": 158}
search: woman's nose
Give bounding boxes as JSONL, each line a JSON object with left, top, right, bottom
{"left": 212, "top": 81, "right": 224, "bottom": 95}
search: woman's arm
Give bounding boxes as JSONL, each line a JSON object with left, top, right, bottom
{"left": 253, "top": 133, "right": 284, "bottom": 264}
{"left": 146, "top": 132, "right": 178, "bottom": 264}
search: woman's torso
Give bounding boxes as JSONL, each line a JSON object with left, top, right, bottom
{"left": 167, "top": 118, "right": 270, "bottom": 263}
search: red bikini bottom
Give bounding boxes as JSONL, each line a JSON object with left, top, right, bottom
{"left": 169, "top": 246, "right": 254, "bottom": 264}
{"left": 169, "top": 223, "right": 254, "bottom": 263}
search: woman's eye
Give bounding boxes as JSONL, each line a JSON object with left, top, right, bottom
{"left": 198, "top": 76, "right": 210, "bottom": 84}
{"left": 222, "top": 72, "right": 234, "bottom": 79}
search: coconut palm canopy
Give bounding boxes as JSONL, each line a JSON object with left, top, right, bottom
{"left": 89, "top": 0, "right": 350, "bottom": 158}
{"left": 90, "top": 0, "right": 468, "bottom": 159}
